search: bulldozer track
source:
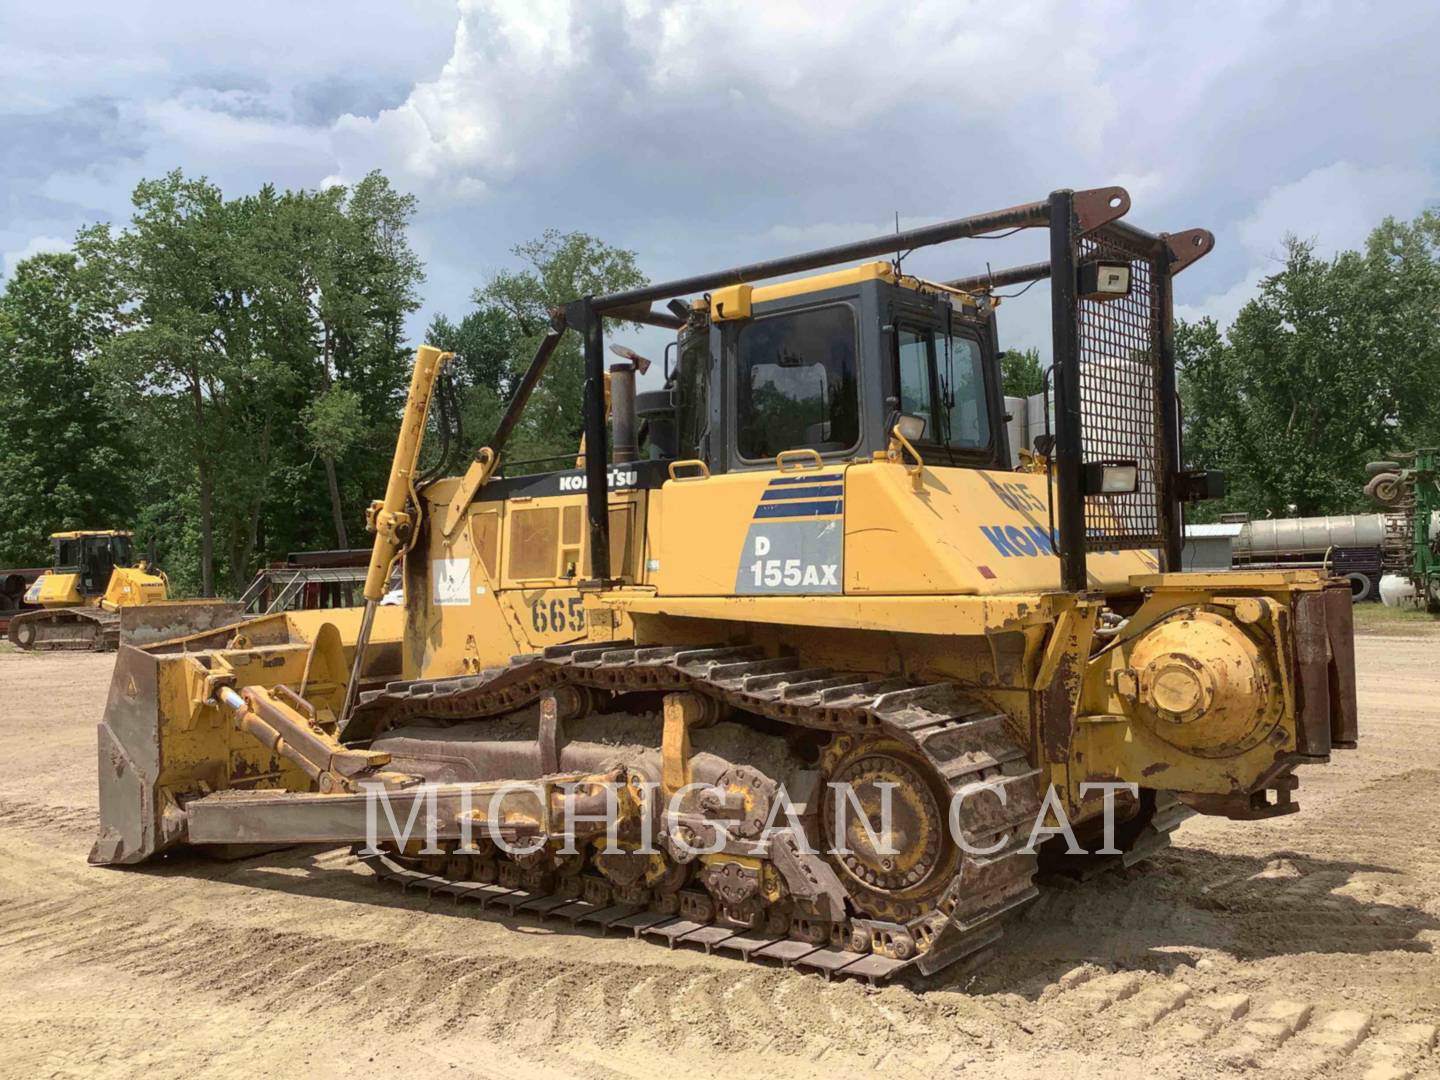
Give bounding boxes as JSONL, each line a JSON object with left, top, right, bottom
{"left": 349, "top": 640, "right": 1074, "bottom": 983}
{"left": 6, "top": 606, "right": 119, "bottom": 651}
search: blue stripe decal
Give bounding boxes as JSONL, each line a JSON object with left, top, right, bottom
{"left": 760, "top": 485, "right": 844, "bottom": 501}
{"left": 753, "top": 500, "right": 843, "bottom": 519}
{"left": 768, "top": 473, "right": 843, "bottom": 486}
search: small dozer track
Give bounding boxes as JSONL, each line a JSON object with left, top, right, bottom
{"left": 7, "top": 607, "right": 119, "bottom": 651}
{"left": 348, "top": 642, "right": 1182, "bottom": 982}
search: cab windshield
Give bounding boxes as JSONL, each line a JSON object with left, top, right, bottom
{"left": 108, "top": 535, "right": 134, "bottom": 567}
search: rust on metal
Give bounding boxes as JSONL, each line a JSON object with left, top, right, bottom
{"left": 1072, "top": 186, "right": 1132, "bottom": 234}
{"left": 1162, "top": 228, "right": 1216, "bottom": 274}
{"left": 1322, "top": 585, "right": 1359, "bottom": 747}
{"left": 1033, "top": 605, "right": 1099, "bottom": 764}
{"left": 1291, "top": 592, "right": 1335, "bottom": 760}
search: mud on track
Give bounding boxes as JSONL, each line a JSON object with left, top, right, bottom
{"left": 0, "top": 634, "right": 1437, "bottom": 1079}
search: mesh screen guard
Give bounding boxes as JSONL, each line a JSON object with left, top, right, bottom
{"left": 1074, "top": 228, "right": 1169, "bottom": 552}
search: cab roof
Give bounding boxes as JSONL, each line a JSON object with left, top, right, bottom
{"left": 702, "top": 260, "right": 993, "bottom": 321}
{"left": 50, "top": 530, "right": 132, "bottom": 540}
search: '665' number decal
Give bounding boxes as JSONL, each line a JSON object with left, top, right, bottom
{"left": 531, "top": 595, "right": 586, "bottom": 634}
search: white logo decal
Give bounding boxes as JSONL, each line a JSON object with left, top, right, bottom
{"left": 559, "top": 471, "right": 639, "bottom": 492}
{"left": 432, "top": 559, "right": 471, "bottom": 606}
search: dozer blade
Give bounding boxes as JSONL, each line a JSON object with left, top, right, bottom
{"left": 118, "top": 600, "right": 246, "bottom": 647}
{"left": 90, "top": 645, "right": 171, "bottom": 864}
{"left": 88, "top": 607, "right": 406, "bottom": 866}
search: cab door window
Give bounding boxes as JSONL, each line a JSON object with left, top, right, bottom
{"left": 897, "top": 328, "right": 935, "bottom": 440}
{"left": 82, "top": 536, "right": 113, "bottom": 593}
{"left": 675, "top": 326, "right": 711, "bottom": 460}
{"left": 736, "top": 304, "right": 859, "bottom": 460}
{"left": 894, "top": 323, "right": 992, "bottom": 454}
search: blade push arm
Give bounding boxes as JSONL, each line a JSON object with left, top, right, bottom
{"left": 341, "top": 344, "right": 452, "bottom": 725}
{"left": 363, "top": 344, "right": 453, "bottom": 602}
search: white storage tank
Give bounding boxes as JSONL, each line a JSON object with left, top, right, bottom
{"left": 1004, "top": 395, "right": 1028, "bottom": 468}
{"left": 1380, "top": 574, "right": 1416, "bottom": 608}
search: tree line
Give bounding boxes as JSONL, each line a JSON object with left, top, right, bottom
{"left": 0, "top": 166, "right": 1434, "bottom": 594}
{"left": 0, "top": 172, "right": 642, "bottom": 596}
{"left": 1178, "top": 213, "right": 1440, "bottom": 519}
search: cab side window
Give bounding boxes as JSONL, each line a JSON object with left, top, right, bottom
{"left": 938, "top": 334, "right": 990, "bottom": 449}
{"left": 736, "top": 305, "right": 859, "bottom": 460}
{"left": 55, "top": 540, "right": 80, "bottom": 570}
{"left": 675, "top": 326, "right": 711, "bottom": 460}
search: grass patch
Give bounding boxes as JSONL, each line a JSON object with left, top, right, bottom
{"left": 1351, "top": 601, "right": 1440, "bottom": 634}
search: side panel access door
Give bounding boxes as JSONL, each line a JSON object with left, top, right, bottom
{"left": 651, "top": 467, "right": 845, "bottom": 597}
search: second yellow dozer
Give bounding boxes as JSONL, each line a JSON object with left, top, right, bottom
{"left": 90, "top": 187, "right": 1358, "bottom": 984}
{"left": 8, "top": 530, "right": 242, "bottom": 651}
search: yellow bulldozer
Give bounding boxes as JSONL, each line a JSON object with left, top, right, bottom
{"left": 88, "top": 187, "right": 1358, "bottom": 983}
{"left": 8, "top": 529, "right": 241, "bottom": 651}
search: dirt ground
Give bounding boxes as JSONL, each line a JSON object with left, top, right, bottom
{"left": 1, "top": 626, "right": 1438, "bottom": 1080}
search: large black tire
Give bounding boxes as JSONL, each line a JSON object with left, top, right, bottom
{"left": 1343, "top": 572, "right": 1373, "bottom": 602}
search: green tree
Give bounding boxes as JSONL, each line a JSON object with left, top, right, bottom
{"left": 424, "top": 307, "right": 519, "bottom": 472}
{"left": 1000, "top": 346, "right": 1045, "bottom": 398}
{"left": 471, "top": 230, "right": 646, "bottom": 467}
{"left": 426, "top": 306, "right": 518, "bottom": 396}
{"left": 0, "top": 240, "right": 132, "bottom": 565}
{"left": 1178, "top": 236, "right": 1395, "bottom": 517}
{"left": 1355, "top": 211, "right": 1440, "bottom": 448}
{"left": 86, "top": 169, "right": 424, "bottom": 594}
{"left": 258, "top": 173, "right": 424, "bottom": 549}
{"left": 96, "top": 171, "right": 274, "bottom": 594}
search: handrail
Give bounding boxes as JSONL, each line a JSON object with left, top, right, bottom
{"left": 775, "top": 448, "right": 824, "bottom": 473}
{"left": 667, "top": 459, "right": 711, "bottom": 482}
{"left": 265, "top": 570, "right": 305, "bottom": 615}
{"left": 889, "top": 431, "right": 926, "bottom": 491}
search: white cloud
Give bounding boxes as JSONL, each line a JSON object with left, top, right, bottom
{"left": 2, "top": 235, "right": 71, "bottom": 281}
{"left": 323, "top": 0, "right": 1144, "bottom": 202}
{"left": 1236, "top": 162, "right": 1434, "bottom": 261}
{"left": 1177, "top": 161, "right": 1438, "bottom": 328}
{"left": 3, "top": 0, "right": 1440, "bottom": 348}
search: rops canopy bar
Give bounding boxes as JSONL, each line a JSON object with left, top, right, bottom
{"left": 592, "top": 195, "right": 1087, "bottom": 315}
{"left": 946, "top": 260, "right": 1052, "bottom": 293}
{"left": 947, "top": 224, "right": 1213, "bottom": 295}
{"left": 488, "top": 326, "right": 565, "bottom": 460}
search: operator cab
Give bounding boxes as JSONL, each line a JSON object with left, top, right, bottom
{"left": 659, "top": 262, "right": 1010, "bottom": 475}
{"left": 51, "top": 531, "right": 134, "bottom": 596}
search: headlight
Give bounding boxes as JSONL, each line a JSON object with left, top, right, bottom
{"left": 1083, "top": 460, "right": 1139, "bottom": 495}
{"left": 894, "top": 414, "right": 927, "bottom": 442}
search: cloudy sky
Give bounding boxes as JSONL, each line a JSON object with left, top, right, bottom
{"left": 3, "top": 0, "right": 1438, "bottom": 364}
